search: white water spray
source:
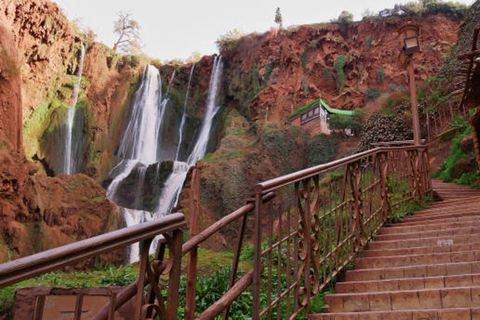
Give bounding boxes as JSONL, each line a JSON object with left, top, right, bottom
{"left": 63, "top": 43, "right": 85, "bottom": 174}
{"left": 154, "top": 57, "right": 223, "bottom": 216}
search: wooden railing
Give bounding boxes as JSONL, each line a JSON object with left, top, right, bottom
{"left": 0, "top": 213, "right": 186, "bottom": 320}
{"left": 0, "top": 145, "right": 432, "bottom": 320}
{"left": 188, "top": 145, "right": 432, "bottom": 319}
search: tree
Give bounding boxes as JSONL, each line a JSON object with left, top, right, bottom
{"left": 274, "top": 7, "right": 283, "bottom": 29}
{"left": 337, "top": 10, "right": 353, "bottom": 36}
{"left": 113, "top": 12, "right": 142, "bottom": 54}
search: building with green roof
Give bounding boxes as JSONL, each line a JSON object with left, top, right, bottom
{"left": 288, "top": 98, "right": 356, "bottom": 135}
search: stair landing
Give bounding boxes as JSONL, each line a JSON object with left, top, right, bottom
{"left": 311, "top": 180, "right": 480, "bottom": 319}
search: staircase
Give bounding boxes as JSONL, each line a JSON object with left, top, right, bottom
{"left": 311, "top": 180, "right": 480, "bottom": 319}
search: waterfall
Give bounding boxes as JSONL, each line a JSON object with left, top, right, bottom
{"left": 106, "top": 58, "right": 223, "bottom": 262}
{"left": 62, "top": 43, "right": 85, "bottom": 174}
{"left": 117, "top": 65, "right": 166, "bottom": 164}
{"left": 187, "top": 57, "right": 223, "bottom": 165}
{"left": 175, "top": 63, "right": 195, "bottom": 161}
{"left": 154, "top": 57, "right": 223, "bottom": 216}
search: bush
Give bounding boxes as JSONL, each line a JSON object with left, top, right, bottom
{"left": 216, "top": 29, "right": 244, "bottom": 51}
{"left": 334, "top": 55, "right": 347, "bottom": 94}
{"left": 366, "top": 37, "right": 372, "bottom": 49}
{"left": 377, "top": 69, "right": 385, "bottom": 84}
{"left": 322, "top": 67, "right": 334, "bottom": 82}
{"left": 359, "top": 113, "right": 412, "bottom": 150}
{"left": 366, "top": 88, "right": 381, "bottom": 101}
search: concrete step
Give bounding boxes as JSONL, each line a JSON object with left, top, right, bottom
{"left": 335, "top": 274, "right": 480, "bottom": 294}
{"left": 375, "top": 225, "right": 480, "bottom": 242}
{"left": 355, "top": 250, "right": 480, "bottom": 269}
{"left": 367, "top": 232, "right": 480, "bottom": 250}
{"left": 324, "top": 286, "right": 480, "bottom": 313}
{"left": 401, "top": 209, "right": 480, "bottom": 224}
{"left": 386, "top": 214, "right": 480, "bottom": 228}
{"left": 380, "top": 217, "right": 480, "bottom": 235}
{"left": 309, "top": 307, "right": 480, "bottom": 319}
{"left": 345, "top": 261, "right": 480, "bottom": 281}
{"left": 364, "top": 241, "right": 480, "bottom": 258}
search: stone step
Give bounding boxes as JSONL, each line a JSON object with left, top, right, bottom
{"left": 355, "top": 250, "right": 480, "bottom": 269}
{"left": 309, "top": 307, "right": 480, "bottom": 320}
{"left": 344, "top": 261, "right": 480, "bottom": 281}
{"left": 364, "top": 241, "right": 480, "bottom": 258}
{"left": 387, "top": 214, "right": 480, "bottom": 228}
{"left": 335, "top": 274, "right": 480, "bottom": 293}
{"left": 367, "top": 232, "right": 480, "bottom": 250}
{"left": 401, "top": 209, "right": 480, "bottom": 224}
{"left": 375, "top": 225, "right": 480, "bottom": 241}
{"left": 380, "top": 217, "right": 480, "bottom": 234}
{"left": 324, "top": 286, "right": 480, "bottom": 313}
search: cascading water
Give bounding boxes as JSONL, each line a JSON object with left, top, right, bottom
{"left": 154, "top": 57, "right": 223, "bottom": 217}
{"left": 62, "top": 43, "right": 85, "bottom": 174}
{"left": 106, "top": 57, "right": 223, "bottom": 262}
{"left": 106, "top": 65, "right": 169, "bottom": 263}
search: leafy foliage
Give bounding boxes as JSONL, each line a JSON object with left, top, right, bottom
{"left": 359, "top": 113, "right": 412, "bottom": 150}
{"left": 274, "top": 7, "right": 283, "bottom": 29}
{"left": 366, "top": 37, "right": 372, "bottom": 49}
{"left": 334, "top": 55, "right": 347, "bottom": 94}
{"left": 216, "top": 29, "right": 244, "bottom": 51}
{"left": 377, "top": 69, "right": 385, "bottom": 84}
{"left": 366, "top": 87, "right": 381, "bottom": 101}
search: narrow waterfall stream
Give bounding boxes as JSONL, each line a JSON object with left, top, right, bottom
{"left": 106, "top": 57, "right": 223, "bottom": 262}
{"left": 62, "top": 43, "right": 85, "bottom": 174}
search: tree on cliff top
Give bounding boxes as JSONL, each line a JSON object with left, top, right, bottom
{"left": 113, "top": 12, "right": 143, "bottom": 54}
{"left": 275, "top": 7, "right": 283, "bottom": 29}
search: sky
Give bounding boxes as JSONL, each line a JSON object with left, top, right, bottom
{"left": 54, "top": 0, "right": 475, "bottom": 61}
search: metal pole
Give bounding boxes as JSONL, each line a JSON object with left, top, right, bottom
{"left": 407, "top": 62, "right": 421, "bottom": 146}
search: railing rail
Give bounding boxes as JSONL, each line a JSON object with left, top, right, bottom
{"left": 0, "top": 213, "right": 186, "bottom": 320}
{"left": 186, "top": 145, "right": 431, "bottom": 319}
{"left": 0, "top": 144, "right": 432, "bottom": 320}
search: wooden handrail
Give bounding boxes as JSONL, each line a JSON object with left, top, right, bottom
{"left": 181, "top": 192, "right": 275, "bottom": 254}
{"left": 0, "top": 213, "right": 186, "bottom": 289}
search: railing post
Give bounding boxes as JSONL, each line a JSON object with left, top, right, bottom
{"left": 252, "top": 186, "right": 263, "bottom": 320}
{"left": 185, "top": 167, "right": 201, "bottom": 320}
{"left": 378, "top": 151, "right": 392, "bottom": 222}
{"left": 135, "top": 238, "right": 153, "bottom": 320}
{"left": 167, "top": 229, "right": 183, "bottom": 320}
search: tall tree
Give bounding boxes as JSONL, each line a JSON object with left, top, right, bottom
{"left": 274, "top": 7, "right": 283, "bottom": 30}
{"left": 113, "top": 12, "right": 142, "bottom": 54}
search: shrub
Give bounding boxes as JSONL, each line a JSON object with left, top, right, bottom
{"left": 215, "top": 29, "right": 244, "bottom": 51}
{"left": 366, "top": 88, "right": 381, "bottom": 101}
{"left": 334, "top": 55, "right": 347, "bottom": 94}
{"left": 322, "top": 67, "right": 334, "bottom": 82}
{"left": 377, "top": 69, "right": 385, "bottom": 84}
{"left": 366, "top": 37, "right": 372, "bottom": 49}
{"left": 359, "top": 113, "right": 412, "bottom": 150}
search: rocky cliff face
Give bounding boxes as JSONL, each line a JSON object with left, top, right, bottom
{"left": 0, "top": 0, "right": 125, "bottom": 262}
{"left": 221, "top": 14, "right": 461, "bottom": 122}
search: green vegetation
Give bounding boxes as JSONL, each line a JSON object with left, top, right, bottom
{"left": 274, "top": 7, "right": 283, "bottom": 30}
{"left": 377, "top": 69, "right": 385, "bottom": 85}
{"left": 366, "top": 87, "right": 381, "bottom": 101}
{"left": 322, "top": 67, "right": 334, "bottom": 83}
{"left": 366, "top": 37, "right": 372, "bottom": 49}
{"left": 264, "top": 62, "right": 275, "bottom": 81}
{"left": 216, "top": 29, "right": 244, "bottom": 51}
{"left": 433, "top": 116, "right": 478, "bottom": 185}
{"left": 359, "top": 113, "right": 412, "bottom": 150}
{"left": 334, "top": 55, "right": 347, "bottom": 94}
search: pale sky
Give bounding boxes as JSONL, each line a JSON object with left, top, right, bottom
{"left": 54, "top": 0, "right": 475, "bottom": 61}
